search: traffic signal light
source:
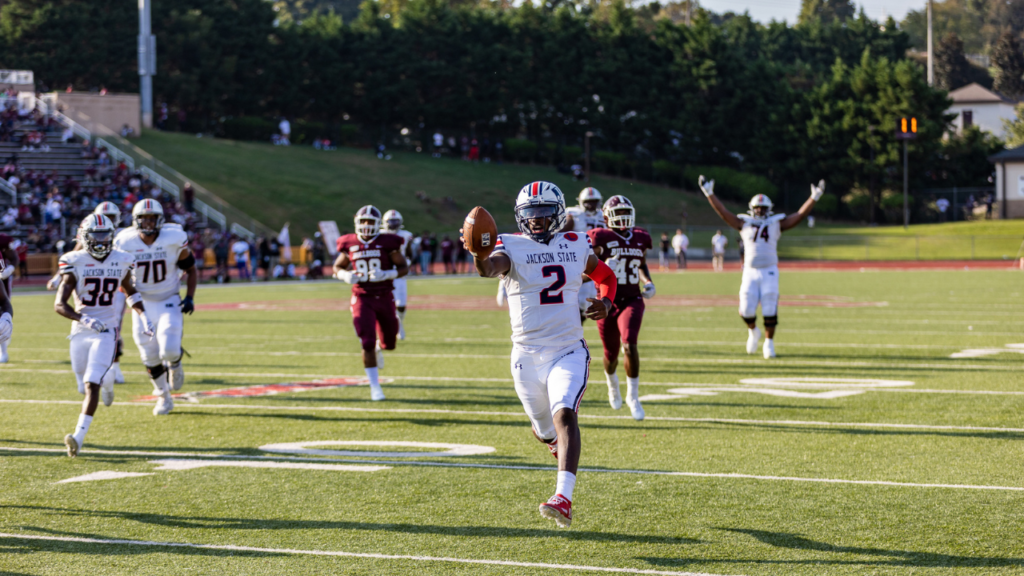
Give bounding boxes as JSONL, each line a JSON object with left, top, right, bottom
{"left": 896, "top": 117, "right": 917, "bottom": 140}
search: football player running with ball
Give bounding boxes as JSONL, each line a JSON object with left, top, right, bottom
{"left": 113, "top": 200, "right": 198, "bottom": 415}
{"left": 56, "top": 215, "right": 153, "bottom": 457}
{"left": 700, "top": 177, "right": 824, "bottom": 358}
{"left": 334, "top": 206, "right": 409, "bottom": 401}
{"left": 381, "top": 209, "right": 415, "bottom": 340}
{"left": 465, "top": 181, "right": 618, "bottom": 529}
{"left": 587, "top": 195, "right": 654, "bottom": 421}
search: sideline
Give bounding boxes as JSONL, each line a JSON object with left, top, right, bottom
{"left": 2, "top": 445, "right": 1022, "bottom": 492}
{"left": 0, "top": 532, "right": 735, "bottom": 576}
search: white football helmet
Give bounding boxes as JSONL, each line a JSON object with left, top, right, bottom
{"left": 94, "top": 201, "right": 121, "bottom": 226}
{"left": 79, "top": 214, "right": 115, "bottom": 259}
{"left": 382, "top": 209, "right": 403, "bottom": 232}
{"left": 132, "top": 199, "right": 164, "bottom": 236}
{"left": 748, "top": 194, "right": 774, "bottom": 218}
{"left": 578, "top": 187, "right": 602, "bottom": 214}
{"left": 515, "top": 181, "right": 566, "bottom": 242}
{"left": 354, "top": 205, "right": 382, "bottom": 239}
{"left": 603, "top": 195, "right": 635, "bottom": 230}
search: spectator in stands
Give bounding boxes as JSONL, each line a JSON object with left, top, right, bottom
{"left": 936, "top": 197, "right": 950, "bottom": 222}
{"left": 671, "top": 228, "right": 688, "bottom": 269}
{"left": 419, "top": 231, "right": 433, "bottom": 274}
{"left": 268, "top": 235, "right": 281, "bottom": 279}
{"left": 308, "top": 232, "right": 326, "bottom": 280}
{"left": 460, "top": 135, "right": 469, "bottom": 160}
{"left": 231, "top": 236, "right": 251, "bottom": 280}
{"left": 468, "top": 139, "right": 480, "bottom": 162}
{"left": 214, "top": 233, "right": 231, "bottom": 282}
{"left": 456, "top": 238, "right": 469, "bottom": 273}
{"left": 61, "top": 126, "right": 74, "bottom": 144}
{"left": 257, "top": 236, "right": 271, "bottom": 280}
{"left": 120, "top": 124, "right": 134, "bottom": 138}
{"left": 157, "top": 103, "right": 168, "bottom": 130}
{"left": 659, "top": 232, "right": 670, "bottom": 270}
{"left": 410, "top": 234, "right": 422, "bottom": 274}
{"left": 432, "top": 131, "right": 444, "bottom": 158}
{"left": 985, "top": 193, "right": 994, "bottom": 219}
{"left": 191, "top": 236, "right": 206, "bottom": 281}
{"left": 441, "top": 234, "right": 454, "bottom": 274}
{"left": 183, "top": 183, "right": 195, "bottom": 213}
{"left": 278, "top": 117, "right": 291, "bottom": 146}
{"left": 1, "top": 207, "right": 15, "bottom": 229}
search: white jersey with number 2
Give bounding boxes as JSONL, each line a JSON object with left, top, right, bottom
{"left": 114, "top": 225, "right": 189, "bottom": 301}
{"left": 58, "top": 249, "right": 136, "bottom": 334}
{"left": 495, "top": 232, "right": 592, "bottom": 348}
{"left": 739, "top": 214, "right": 784, "bottom": 269}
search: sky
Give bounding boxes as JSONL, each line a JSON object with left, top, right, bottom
{"left": 700, "top": 0, "right": 924, "bottom": 24}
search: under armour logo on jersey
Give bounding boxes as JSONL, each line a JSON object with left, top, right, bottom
{"left": 558, "top": 243, "right": 568, "bottom": 249}
{"left": 514, "top": 363, "right": 523, "bottom": 370}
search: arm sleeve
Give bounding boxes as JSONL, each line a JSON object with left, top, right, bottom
{"left": 588, "top": 259, "right": 617, "bottom": 303}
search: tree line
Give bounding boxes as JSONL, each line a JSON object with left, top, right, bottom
{"left": 0, "top": 0, "right": 1005, "bottom": 222}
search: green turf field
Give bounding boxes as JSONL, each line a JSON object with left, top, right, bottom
{"left": 133, "top": 131, "right": 740, "bottom": 237}
{"left": 2, "top": 269, "right": 1024, "bottom": 575}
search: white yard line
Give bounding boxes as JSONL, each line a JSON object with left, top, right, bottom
{"left": 2, "top": 399, "right": 1023, "bottom": 432}
{"left": 0, "top": 533, "right": 734, "bottom": 576}
{"left": 1, "top": 445, "right": 1021, "bottom": 492}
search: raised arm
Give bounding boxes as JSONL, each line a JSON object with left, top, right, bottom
{"left": 698, "top": 176, "right": 743, "bottom": 231}
{"left": 780, "top": 180, "right": 824, "bottom": 231}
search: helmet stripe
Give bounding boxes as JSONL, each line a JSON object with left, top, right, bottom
{"left": 531, "top": 182, "right": 539, "bottom": 197}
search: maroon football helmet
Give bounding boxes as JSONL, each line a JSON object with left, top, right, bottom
{"left": 603, "top": 195, "right": 635, "bottom": 229}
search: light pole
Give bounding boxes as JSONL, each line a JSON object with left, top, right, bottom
{"left": 584, "top": 131, "right": 594, "bottom": 183}
{"left": 926, "top": 0, "right": 934, "bottom": 86}
{"left": 138, "top": 0, "right": 156, "bottom": 128}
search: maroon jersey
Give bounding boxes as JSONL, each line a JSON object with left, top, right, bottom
{"left": 588, "top": 227, "right": 652, "bottom": 302}
{"left": 336, "top": 233, "right": 404, "bottom": 296}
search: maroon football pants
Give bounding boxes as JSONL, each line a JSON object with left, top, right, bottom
{"left": 351, "top": 292, "right": 398, "bottom": 352}
{"left": 597, "top": 297, "right": 645, "bottom": 361}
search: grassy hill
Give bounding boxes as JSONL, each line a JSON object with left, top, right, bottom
{"left": 134, "top": 131, "right": 736, "bottom": 238}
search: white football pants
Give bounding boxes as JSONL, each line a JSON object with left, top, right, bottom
{"left": 132, "top": 295, "right": 184, "bottom": 366}
{"left": 511, "top": 340, "right": 590, "bottom": 440}
{"left": 393, "top": 277, "right": 407, "bottom": 308}
{"left": 70, "top": 330, "right": 117, "bottom": 393}
{"left": 739, "top": 265, "right": 779, "bottom": 318}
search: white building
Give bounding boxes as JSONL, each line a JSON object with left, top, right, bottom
{"left": 990, "top": 145, "right": 1024, "bottom": 219}
{"left": 948, "top": 83, "right": 1018, "bottom": 139}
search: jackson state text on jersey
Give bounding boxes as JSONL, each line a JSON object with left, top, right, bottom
{"left": 58, "top": 249, "right": 135, "bottom": 332}
{"left": 738, "top": 213, "right": 784, "bottom": 269}
{"left": 587, "top": 227, "right": 652, "bottom": 302}
{"left": 114, "top": 226, "right": 190, "bottom": 301}
{"left": 336, "top": 233, "right": 404, "bottom": 295}
{"left": 565, "top": 207, "right": 606, "bottom": 232}
{"left": 495, "top": 232, "right": 591, "bottom": 348}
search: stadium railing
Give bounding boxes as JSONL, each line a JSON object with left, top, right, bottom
{"left": 0, "top": 177, "right": 15, "bottom": 202}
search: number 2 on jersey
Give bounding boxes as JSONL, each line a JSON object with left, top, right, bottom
{"left": 539, "top": 265, "right": 566, "bottom": 304}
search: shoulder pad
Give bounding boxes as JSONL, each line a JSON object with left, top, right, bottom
{"left": 737, "top": 214, "right": 754, "bottom": 222}
{"left": 767, "top": 213, "right": 786, "bottom": 223}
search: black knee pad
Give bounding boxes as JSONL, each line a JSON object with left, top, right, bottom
{"left": 763, "top": 315, "right": 778, "bottom": 328}
{"left": 146, "top": 364, "right": 167, "bottom": 380}
{"left": 741, "top": 316, "right": 757, "bottom": 325}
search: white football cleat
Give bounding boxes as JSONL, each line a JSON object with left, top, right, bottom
{"left": 64, "top": 434, "right": 79, "bottom": 458}
{"left": 369, "top": 382, "right": 386, "bottom": 401}
{"left": 168, "top": 361, "right": 184, "bottom": 391}
{"left": 112, "top": 362, "right": 125, "bottom": 384}
{"left": 746, "top": 327, "right": 761, "bottom": 354}
{"left": 101, "top": 382, "right": 114, "bottom": 407}
{"left": 375, "top": 344, "right": 385, "bottom": 370}
{"left": 153, "top": 391, "right": 174, "bottom": 415}
{"left": 625, "top": 394, "right": 645, "bottom": 421}
{"left": 763, "top": 338, "right": 776, "bottom": 359}
{"left": 607, "top": 375, "right": 622, "bottom": 410}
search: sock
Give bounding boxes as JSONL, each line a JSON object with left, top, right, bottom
{"left": 627, "top": 376, "right": 640, "bottom": 397}
{"left": 556, "top": 471, "right": 576, "bottom": 502}
{"left": 72, "top": 414, "right": 92, "bottom": 446}
{"left": 749, "top": 327, "right": 758, "bottom": 335}
{"left": 151, "top": 372, "right": 169, "bottom": 395}
{"left": 397, "top": 310, "right": 406, "bottom": 322}
{"left": 0, "top": 339, "right": 7, "bottom": 355}
{"left": 365, "top": 367, "right": 379, "bottom": 386}
{"left": 605, "top": 371, "right": 618, "bottom": 386}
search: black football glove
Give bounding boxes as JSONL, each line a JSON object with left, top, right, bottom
{"left": 180, "top": 295, "right": 195, "bottom": 315}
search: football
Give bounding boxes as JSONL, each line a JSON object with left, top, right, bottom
{"left": 463, "top": 206, "right": 498, "bottom": 257}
